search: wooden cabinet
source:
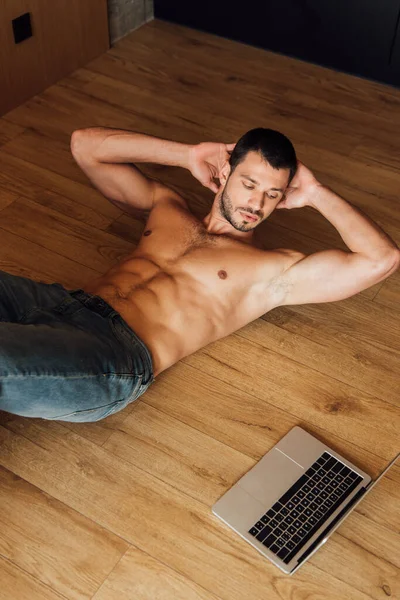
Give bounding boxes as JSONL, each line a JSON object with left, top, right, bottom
{"left": 0, "top": 0, "right": 110, "bottom": 116}
{"left": 155, "top": 0, "right": 400, "bottom": 87}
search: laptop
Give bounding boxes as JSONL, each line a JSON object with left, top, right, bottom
{"left": 212, "top": 425, "right": 398, "bottom": 574}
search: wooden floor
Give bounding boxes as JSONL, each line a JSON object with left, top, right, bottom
{"left": 0, "top": 18, "right": 399, "bottom": 600}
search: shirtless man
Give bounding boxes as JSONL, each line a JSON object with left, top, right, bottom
{"left": 0, "top": 127, "right": 398, "bottom": 422}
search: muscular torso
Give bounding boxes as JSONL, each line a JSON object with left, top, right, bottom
{"left": 83, "top": 199, "right": 295, "bottom": 377}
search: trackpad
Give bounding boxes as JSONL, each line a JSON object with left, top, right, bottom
{"left": 239, "top": 448, "right": 304, "bottom": 505}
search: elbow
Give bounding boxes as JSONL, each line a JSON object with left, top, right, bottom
{"left": 70, "top": 129, "right": 87, "bottom": 159}
{"left": 70, "top": 128, "right": 100, "bottom": 162}
{"left": 377, "top": 249, "right": 400, "bottom": 277}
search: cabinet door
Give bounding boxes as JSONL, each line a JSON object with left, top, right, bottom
{"left": 155, "top": 0, "right": 400, "bottom": 87}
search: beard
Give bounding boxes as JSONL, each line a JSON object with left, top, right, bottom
{"left": 219, "top": 186, "right": 260, "bottom": 232}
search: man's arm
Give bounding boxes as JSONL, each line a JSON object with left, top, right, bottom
{"left": 70, "top": 127, "right": 234, "bottom": 212}
{"left": 275, "top": 163, "right": 400, "bottom": 306}
{"left": 70, "top": 127, "right": 191, "bottom": 212}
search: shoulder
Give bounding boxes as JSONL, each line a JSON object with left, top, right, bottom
{"left": 152, "top": 180, "right": 190, "bottom": 212}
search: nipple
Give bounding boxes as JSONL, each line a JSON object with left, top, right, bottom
{"left": 218, "top": 270, "right": 228, "bottom": 279}
{"left": 143, "top": 230, "right": 152, "bottom": 236}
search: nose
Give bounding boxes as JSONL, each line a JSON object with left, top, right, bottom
{"left": 247, "top": 191, "right": 264, "bottom": 212}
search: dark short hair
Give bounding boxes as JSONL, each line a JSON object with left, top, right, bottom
{"left": 229, "top": 128, "right": 297, "bottom": 184}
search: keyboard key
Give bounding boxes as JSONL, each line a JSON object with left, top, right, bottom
{"left": 284, "top": 516, "right": 294, "bottom": 525}
{"left": 280, "top": 507, "right": 289, "bottom": 516}
{"left": 324, "top": 457, "right": 337, "bottom": 471}
{"left": 276, "top": 537, "right": 285, "bottom": 547}
{"left": 306, "top": 492, "right": 316, "bottom": 501}
{"left": 344, "top": 476, "right": 354, "bottom": 486}
{"left": 256, "top": 525, "right": 272, "bottom": 542}
{"left": 317, "top": 482, "right": 325, "bottom": 491}
{"left": 320, "top": 491, "right": 328, "bottom": 499}
{"left": 263, "top": 534, "right": 276, "bottom": 548}
{"left": 322, "top": 452, "right": 331, "bottom": 460}
{"left": 315, "top": 457, "right": 326, "bottom": 467}
{"left": 292, "top": 496, "right": 301, "bottom": 505}
{"left": 348, "top": 471, "right": 359, "bottom": 481}
{"left": 292, "top": 534, "right": 301, "bottom": 544}
{"left": 304, "top": 508, "right": 312, "bottom": 517}
{"left": 255, "top": 520, "right": 264, "bottom": 529}
{"left": 277, "top": 547, "right": 290, "bottom": 560}
{"left": 286, "top": 501, "right": 295, "bottom": 510}
{"left": 272, "top": 501, "right": 283, "bottom": 512}
{"left": 286, "top": 540, "right": 296, "bottom": 550}
{"left": 315, "top": 509, "right": 323, "bottom": 520}
{"left": 275, "top": 513, "right": 284, "bottom": 522}
{"left": 327, "top": 471, "right": 335, "bottom": 480}
{"left": 312, "top": 474, "right": 321, "bottom": 483}
{"left": 293, "top": 520, "right": 302, "bottom": 528}
{"left": 298, "top": 490, "right": 306, "bottom": 498}
{"left": 249, "top": 527, "right": 259, "bottom": 536}
{"left": 266, "top": 509, "right": 276, "bottom": 518}
{"left": 299, "top": 514, "right": 307, "bottom": 523}
{"left": 261, "top": 515, "right": 269, "bottom": 524}
{"left": 291, "top": 509, "right": 300, "bottom": 519}
{"left": 297, "top": 504, "right": 305, "bottom": 513}
{"left": 331, "top": 480, "right": 339, "bottom": 488}
{"left": 305, "top": 467, "right": 316, "bottom": 477}
{"left": 324, "top": 499, "right": 334, "bottom": 508}
{"left": 331, "top": 493, "right": 339, "bottom": 502}
{"left": 339, "top": 483, "right": 349, "bottom": 492}
{"left": 288, "top": 525, "right": 296, "bottom": 535}
{"left": 275, "top": 527, "right": 283, "bottom": 537}
{"left": 298, "top": 527, "right": 307, "bottom": 537}
{"left": 270, "top": 543, "right": 280, "bottom": 554}
{"left": 335, "top": 475, "right": 344, "bottom": 483}
{"left": 303, "top": 522, "right": 312, "bottom": 531}
{"left": 341, "top": 466, "right": 351, "bottom": 477}
{"left": 308, "top": 515, "right": 317, "bottom": 526}
{"left": 270, "top": 519, "right": 279, "bottom": 528}
{"left": 311, "top": 487, "right": 320, "bottom": 496}
{"left": 282, "top": 532, "right": 290, "bottom": 541}
{"left": 322, "top": 476, "right": 330, "bottom": 485}
{"left": 314, "top": 497, "right": 323, "bottom": 505}
{"left": 309, "top": 502, "right": 318, "bottom": 511}
{"left": 320, "top": 504, "right": 328, "bottom": 513}
{"left": 332, "top": 461, "right": 343, "bottom": 473}
{"left": 303, "top": 484, "right": 311, "bottom": 493}
{"left": 300, "top": 499, "right": 310, "bottom": 508}
{"left": 326, "top": 485, "right": 334, "bottom": 494}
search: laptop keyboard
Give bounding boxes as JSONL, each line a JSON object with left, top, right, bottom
{"left": 248, "top": 452, "right": 363, "bottom": 564}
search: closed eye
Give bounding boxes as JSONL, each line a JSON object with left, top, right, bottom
{"left": 243, "top": 182, "right": 254, "bottom": 190}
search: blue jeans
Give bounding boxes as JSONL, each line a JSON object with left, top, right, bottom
{"left": 0, "top": 270, "right": 154, "bottom": 422}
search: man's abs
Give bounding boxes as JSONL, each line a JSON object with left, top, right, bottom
{"left": 83, "top": 244, "right": 284, "bottom": 377}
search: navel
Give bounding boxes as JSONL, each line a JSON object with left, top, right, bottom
{"left": 218, "top": 269, "right": 228, "bottom": 280}
{"left": 143, "top": 230, "right": 152, "bottom": 236}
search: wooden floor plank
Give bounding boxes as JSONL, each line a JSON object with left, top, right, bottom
{"left": 92, "top": 546, "right": 223, "bottom": 600}
{"left": 0, "top": 466, "right": 128, "bottom": 600}
{"left": 0, "top": 555, "right": 67, "bottom": 600}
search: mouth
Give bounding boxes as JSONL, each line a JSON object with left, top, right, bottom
{"left": 239, "top": 211, "right": 258, "bottom": 222}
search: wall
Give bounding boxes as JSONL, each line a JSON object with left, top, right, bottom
{"left": 108, "top": 0, "right": 153, "bottom": 43}
{"left": 0, "top": 0, "right": 110, "bottom": 116}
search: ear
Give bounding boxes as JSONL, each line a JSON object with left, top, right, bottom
{"left": 219, "top": 161, "right": 231, "bottom": 186}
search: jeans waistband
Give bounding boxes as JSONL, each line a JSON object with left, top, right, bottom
{"left": 69, "top": 289, "right": 154, "bottom": 384}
